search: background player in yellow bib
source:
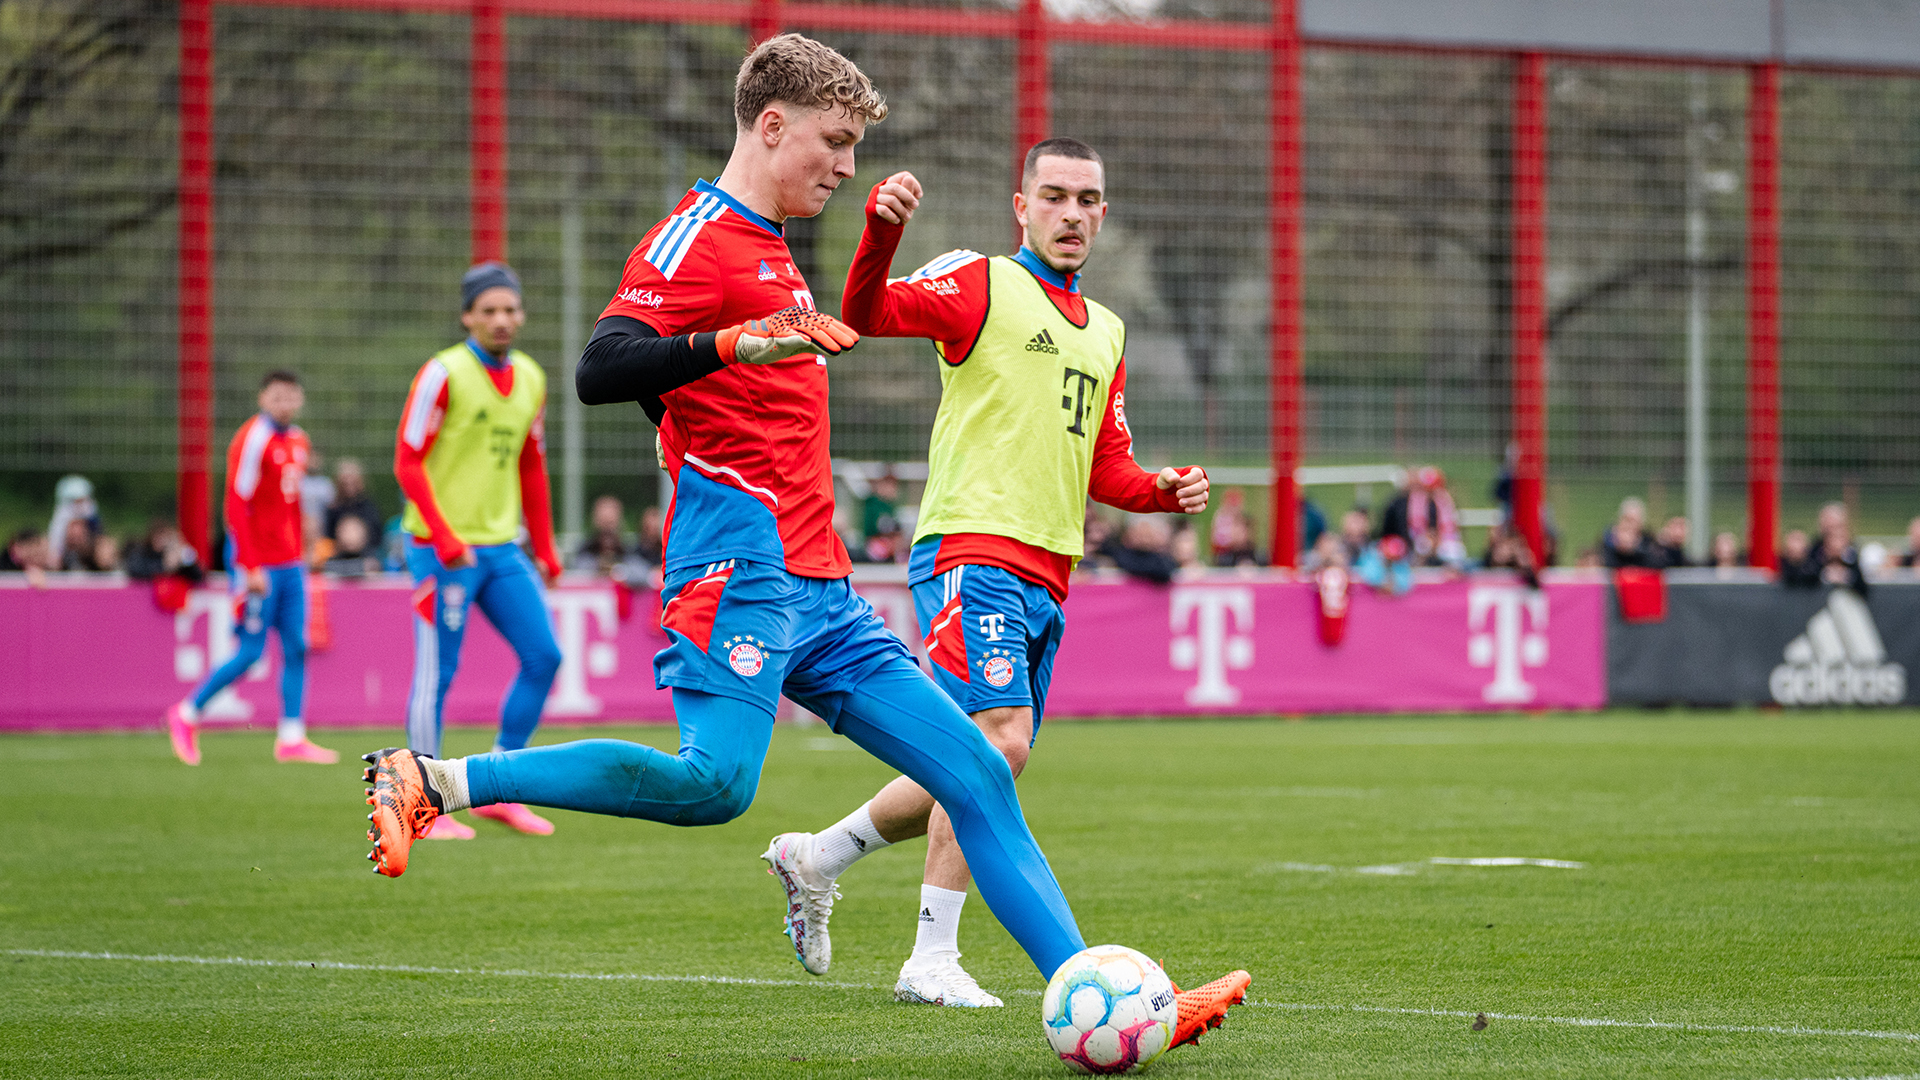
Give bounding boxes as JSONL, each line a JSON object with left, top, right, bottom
{"left": 393, "top": 262, "right": 565, "bottom": 840}
{"left": 763, "top": 139, "right": 1244, "bottom": 1035}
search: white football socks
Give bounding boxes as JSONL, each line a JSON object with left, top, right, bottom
{"left": 911, "top": 884, "right": 968, "bottom": 960}
{"left": 417, "top": 754, "right": 472, "bottom": 813}
{"left": 275, "top": 717, "right": 306, "bottom": 744}
{"left": 177, "top": 700, "right": 200, "bottom": 724}
{"left": 813, "top": 801, "right": 891, "bottom": 880}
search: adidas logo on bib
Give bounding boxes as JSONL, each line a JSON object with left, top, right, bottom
{"left": 1025, "top": 328, "right": 1060, "bottom": 354}
{"left": 1769, "top": 588, "right": 1906, "bottom": 706}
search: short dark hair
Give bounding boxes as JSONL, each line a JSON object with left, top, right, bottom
{"left": 1022, "top": 137, "right": 1102, "bottom": 189}
{"left": 261, "top": 370, "right": 301, "bottom": 390}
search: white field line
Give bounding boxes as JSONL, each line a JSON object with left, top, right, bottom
{"left": 13, "top": 948, "right": 1920, "bottom": 1045}
{"left": 1246, "top": 1000, "right": 1920, "bottom": 1043}
{"left": 1428, "top": 857, "right": 1587, "bottom": 869}
{"left": 3, "top": 948, "right": 877, "bottom": 992}
{"left": 1269, "top": 856, "right": 1588, "bottom": 876}
{"left": 1770, "top": 1075, "right": 1920, "bottom": 1080}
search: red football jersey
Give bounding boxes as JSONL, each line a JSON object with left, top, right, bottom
{"left": 600, "top": 180, "right": 849, "bottom": 578}
{"left": 224, "top": 413, "right": 309, "bottom": 569}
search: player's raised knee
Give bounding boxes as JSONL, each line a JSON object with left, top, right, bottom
{"left": 523, "top": 636, "right": 562, "bottom": 682}
{"left": 972, "top": 706, "right": 1033, "bottom": 774}
{"left": 671, "top": 779, "right": 757, "bottom": 825}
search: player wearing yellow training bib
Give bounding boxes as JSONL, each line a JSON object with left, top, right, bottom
{"left": 392, "top": 262, "right": 565, "bottom": 839}
{"left": 765, "top": 140, "right": 1247, "bottom": 1036}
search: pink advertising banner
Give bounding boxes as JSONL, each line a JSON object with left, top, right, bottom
{"left": 0, "top": 571, "right": 1606, "bottom": 731}
{"left": 1055, "top": 574, "right": 1607, "bottom": 715}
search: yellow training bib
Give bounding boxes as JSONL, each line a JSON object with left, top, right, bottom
{"left": 912, "top": 256, "right": 1127, "bottom": 557}
{"left": 403, "top": 343, "right": 546, "bottom": 546}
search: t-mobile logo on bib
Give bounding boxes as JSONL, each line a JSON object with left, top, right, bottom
{"left": 1468, "top": 586, "right": 1549, "bottom": 703}
{"left": 1169, "top": 586, "right": 1254, "bottom": 706}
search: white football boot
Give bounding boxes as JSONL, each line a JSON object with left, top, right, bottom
{"left": 761, "top": 832, "right": 840, "bottom": 975}
{"left": 894, "top": 953, "right": 1004, "bottom": 1007}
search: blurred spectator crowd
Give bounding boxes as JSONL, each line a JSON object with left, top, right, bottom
{"left": 1579, "top": 494, "right": 1916, "bottom": 594}
{"left": 9, "top": 463, "right": 1920, "bottom": 597}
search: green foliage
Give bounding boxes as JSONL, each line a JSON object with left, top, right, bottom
{"left": 2, "top": 712, "right": 1917, "bottom": 1077}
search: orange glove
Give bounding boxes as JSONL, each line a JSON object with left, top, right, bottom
{"left": 715, "top": 307, "right": 860, "bottom": 366}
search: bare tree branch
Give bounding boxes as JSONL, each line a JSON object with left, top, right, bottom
{"left": 1547, "top": 254, "right": 1740, "bottom": 339}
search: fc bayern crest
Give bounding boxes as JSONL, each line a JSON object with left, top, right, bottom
{"left": 728, "top": 641, "right": 765, "bottom": 677}
{"left": 983, "top": 654, "right": 1015, "bottom": 688}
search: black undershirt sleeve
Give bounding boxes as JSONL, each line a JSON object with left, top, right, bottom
{"left": 575, "top": 315, "right": 725, "bottom": 425}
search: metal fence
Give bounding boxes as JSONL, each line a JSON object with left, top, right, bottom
{"left": 2, "top": 0, "right": 1918, "bottom": 560}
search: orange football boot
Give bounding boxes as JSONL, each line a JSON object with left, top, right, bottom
{"left": 1171, "top": 969, "right": 1252, "bottom": 1048}
{"left": 362, "top": 748, "right": 445, "bottom": 878}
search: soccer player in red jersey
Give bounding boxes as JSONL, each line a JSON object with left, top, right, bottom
{"left": 761, "top": 141, "right": 1247, "bottom": 1042}
{"left": 167, "top": 371, "right": 338, "bottom": 766}
{"left": 363, "top": 36, "right": 1190, "bottom": 1008}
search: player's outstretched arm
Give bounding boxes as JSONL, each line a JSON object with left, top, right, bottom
{"left": 223, "top": 428, "right": 264, "bottom": 582}
{"left": 575, "top": 316, "right": 722, "bottom": 422}
{"left": 842, "top": 173, "right": 989, "bottom": 346}
{"left": 394, "top": 361, "right": 472, "bottom": 568}
{"left": 1155, "top": 466, "right": 1210, "bottom": 514}
{"left": 715, "top": 307, "right": 859, "bottom": 366}
{"left": 516, "top": 408, "right": 563, "bottom": 583}
{"left": 870, "top": 170, "right": 921, "bottom": 227}
{"left": 1088, "top": 359, "right": 1209, "bottom": 515}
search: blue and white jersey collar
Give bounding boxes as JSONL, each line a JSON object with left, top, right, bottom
{"left": 694, "top": 179, "right": 784, "bottom": 238}
{"left": 259, "top": 410, "right": 288, "bottom": 434}
{"left": 1013, "top": 246, "right": 1079, "bottom": 294}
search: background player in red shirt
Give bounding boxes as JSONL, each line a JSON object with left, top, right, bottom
{"left": 166, "top": 371, "right": 338, "bottom": 766}
{"left": 361, "top": 39, "right": 1245, "bottom": 1033}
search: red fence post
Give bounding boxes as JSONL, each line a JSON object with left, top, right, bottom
{"left": 1013, "top": 0, "right": 1049, "bottom": 241}
{"left": 470, "top": 0, "right": 507, "bottom": 264}
{"left": 178, "top": 0, "right": 215, "bottom": 567}
{"left": 1268, "top": 0, "right": 1303, "bottom": 568}
{"left": 1746, "top": 62, "right": 1781, "bottom": 571}
{"left": 749, "top": 0, "right": 783, "bottom": 44}
{"left": 1510, "top": 52, "right": 1549, "bottom": 567}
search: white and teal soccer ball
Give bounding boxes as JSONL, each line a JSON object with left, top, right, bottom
{"left": 1041, "top": 944, "right": 1178, "bottom": 1074}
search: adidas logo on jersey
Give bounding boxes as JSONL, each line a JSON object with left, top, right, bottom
{"left": 757, "top": 259, "right": 777, "bottom": 281}
{"left": 1024, "top": 328, "right": 1060, "bottom": 354}
{"left": 1769, "top": 588, "right": 1907, "bottom": 705}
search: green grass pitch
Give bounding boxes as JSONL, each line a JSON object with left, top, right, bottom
{"left": 2, "top": 711, "right": 1917, "bottom": 1078}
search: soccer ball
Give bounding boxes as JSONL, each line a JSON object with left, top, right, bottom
{"left": 1041, "top": 944, "right": 1178, "bottom": 1074}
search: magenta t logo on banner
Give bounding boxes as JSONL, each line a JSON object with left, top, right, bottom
{"left": 1468, "top": 586, "right": 1549, "bottom": 704}
{"left": 173, "top": 590, "right": 263, "bottom": 721}
{"left": 1169, "top": 586, "right": 1255, "bottom": 706}
{"left": 544, "top": 589, "right": 621, "bottom": 717}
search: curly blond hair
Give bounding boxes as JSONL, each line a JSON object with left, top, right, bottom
{"left": 735, "top": 33, "right": 888, "bottom": 131}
